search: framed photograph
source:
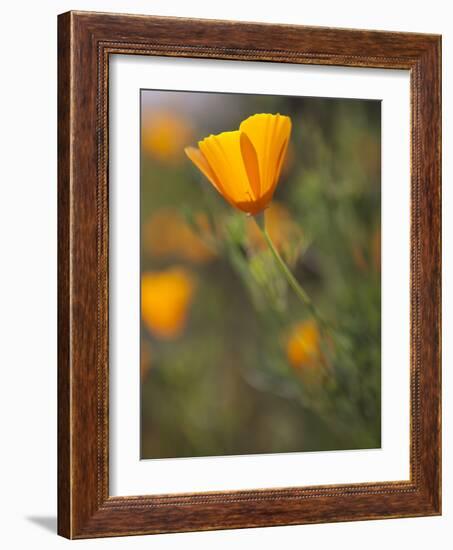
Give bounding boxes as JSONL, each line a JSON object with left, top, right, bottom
{"left": 58, "top": 11, "right": 441, "bottom": 539}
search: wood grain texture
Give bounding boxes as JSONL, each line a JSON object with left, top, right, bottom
{"left": 57, "top": 10, "right": 441, "bottom": 539}
{"left": 57, "top": 11, "right": 71, "bottom": 538}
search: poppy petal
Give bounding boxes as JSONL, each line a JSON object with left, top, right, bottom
{"left": 199, "top": 131, "right": 254, "bottom": 204}
{"left": 184, "top": 146, "right": 223, "bottom": 194}
{"left": 240, "top": 132, "right": 261, "bottom": 200}
{"left": 240, "top": 113, "right": 291, "bottom": 194}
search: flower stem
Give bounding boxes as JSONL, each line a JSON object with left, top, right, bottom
{"left": 254, "top": 212, "right": 327, "bottom": 329}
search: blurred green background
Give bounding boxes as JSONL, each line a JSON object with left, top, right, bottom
{"left": 140, "top": 90, "right": 381, "bottom": 459}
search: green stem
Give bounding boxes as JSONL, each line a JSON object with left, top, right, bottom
{"left": 254, "top": 212, "right": 328, "bottom": 330}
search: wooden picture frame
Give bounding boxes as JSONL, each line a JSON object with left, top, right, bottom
{"left": 58, "top": 10, "right": 441, "bottom": 539}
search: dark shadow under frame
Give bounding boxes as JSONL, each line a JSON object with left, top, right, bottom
{"left": 58, "top": 10, "right": 441, "bottom": 539}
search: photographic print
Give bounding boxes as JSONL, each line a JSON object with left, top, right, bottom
{"left": 58, "top": 13, "right": 441, "bottom": 537}
{"left": 140, "top": 90, "right": 381, "bottom": 460}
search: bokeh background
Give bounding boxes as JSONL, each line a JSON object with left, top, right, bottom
{"left": 140, "top": 90, "right": 381, "bottom": 459}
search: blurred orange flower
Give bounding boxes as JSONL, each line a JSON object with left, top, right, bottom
{"left": 142, "top": 111, "right": 193, "bottom": 163}
{"left": 185, "top": 113, "right": 291, "bottom": 215}
{"left": 286, "top": 319, "right": 321, "bottom": 370}
{"left": 141, "top": 268, "right": 196, "bottom": 339}
{"left": 143, "top": 208, "right": 215, "bottom": 264}
{"left": 247, "top": 202, "right": 303, "bottom": 263}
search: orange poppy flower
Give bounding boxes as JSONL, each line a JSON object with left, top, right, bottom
{"left": 185, "top": 113, "right": 292, "bottom": 215}
{"left": 286, "top": 319, "right": 321, "bottom": 370}
{"left": 247, "top": 202, "right": 303, "bottom": 264}
{"left": 142, "top": 111, "right": 193, "bottom": 164}
{"left": 141, "top": 268, "right": 195, "bottom": 339}
{"left": 143, "top": 208, "right": 214, "bottom": 264}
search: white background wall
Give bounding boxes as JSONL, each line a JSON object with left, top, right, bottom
{"left": 0, "top": 1, "right": 450, "bottom": 548}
